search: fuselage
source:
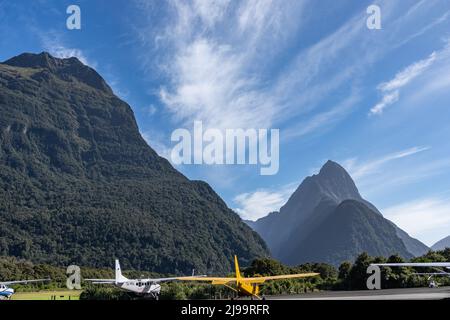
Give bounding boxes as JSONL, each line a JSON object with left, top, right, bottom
{"left": 237, "top": 281, "right": 259, "bottom": 297}
{"left": 0, "top": 285, "right": 14, "bottom": 299}
{"left": 117, "top": 280, "right": 161, "bottom": 295}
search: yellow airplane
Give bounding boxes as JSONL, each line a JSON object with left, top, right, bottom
{"left": 177, "top": 255, "right": 319, "bottom": 299}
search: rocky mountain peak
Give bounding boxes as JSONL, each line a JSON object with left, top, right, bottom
{"left": 3, "top": 52, "right": 112, "bottom": 94}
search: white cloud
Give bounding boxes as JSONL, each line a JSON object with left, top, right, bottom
{"left": 369, "top": 91, "right": 399, "bottom": 115}
{"left": 134, "top": 0, "right": 449, "bottom": 145}
{"left": 192, "top": 0, "right": 229, "bottom": 27}
{"left": 342, "top": 146, "right": 430, "bottom": 180}
{"left": 379, "top": 52, "right": 437, "bottom": 92}
{"left": 234, "top": 183, "right": 296, "bottom": 221}
{"left": 382, "top": 195, "right": 450, "bottom": 247}
{"left": 394, "top": 11, "right": 450, "bottom": 49}
{"left": 354, "top": 157, "right": 450, "bottom": 200}
{"left": 156, "top": 0, "right": 371, "bottom": 137}
{"left": 136, "top": 0, "right": 311, "bottom": 132}
{"left": 238, "top": 0, "right": 274, "bottom": 33}
{"left": 48, "top": 46, "right": 92, "bottom": 66}
{"left": 370, "top": 51, "right": 437, "bottom": 115}
{"left": 38, "top": 31, "right": 97, "bottom": 68}
{"left": 141, "top": 131, "right": 172, "bottom": 161}
{"left": 160, "top": 38, "right": 276, "bottom": 130}
{"left": 283, "top": 91, "right": 361, "bottom": 140}
{"left": 143, "top": 104, "right": 157, "bottom": 116}
{"left": 342, "top": 147, "right": 430, "bottom": 180}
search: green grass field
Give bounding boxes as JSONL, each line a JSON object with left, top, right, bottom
{"left": 11, "top": 290, "right": 82, "bottom": 300}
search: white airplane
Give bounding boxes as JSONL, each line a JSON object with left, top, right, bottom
{"left": 371, "top": 262, "right": 450, "bottom": 285}
{"left": 85, "top": 260, "right": 203, "bottom": 299}
{"left": 0, "top": 279, "right": 51, "bottom": 300}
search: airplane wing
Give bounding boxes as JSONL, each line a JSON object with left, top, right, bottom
{"left": 85, "top": 276, "right": 208, "bottom": 284}
{"left": 176, "top": 273, "right": 319, "bottom": 285}
{"left": 84, "top": 279, "right": 116, "bottom": 284}
{"left": 242, "top": 273, "right": 320, "bottom": 284}
{"left": 414, "top": 272, "right": 450, "bottom": 275}
{"left": 372, "top": 263, "right": 450, "bottom": 268}
{"left": 176, "top": 277, "right": 237, "bottom": 285}
{"left": 148, "top": 276, "right": 207, "bottom": 283}
{"left": 0, "top": 279, "right": 51, "bottom": 286}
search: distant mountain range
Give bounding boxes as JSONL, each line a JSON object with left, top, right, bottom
{"left": 432, "top": 236, "right": 450, "bottom": 251}
{"left": 0, "top": 52, "right": 269, "bottom": 274}
{"left": 247, "top": 161, "right": 430, "bottom": 266}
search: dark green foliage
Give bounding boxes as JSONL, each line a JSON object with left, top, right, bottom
{"left": 244, "top": 258, "right": 288, "bottom": 276}
{"left": 337, "top": 251, "right": 450, "bottom": 290}
{"left": 0, "top": 52, "right": 268, "bottom": 274}
{"left": 243, "top": 258, "right": 338, "bottom": 294}
{"left": 79, "top": 287, "right": 134, "bottom": 300}
{"left": 0, "top": 255, "right": 112, "bottom": 291}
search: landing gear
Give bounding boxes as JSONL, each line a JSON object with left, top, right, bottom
{"left": 149, "top": 292, "right": 160, "bottom": 300}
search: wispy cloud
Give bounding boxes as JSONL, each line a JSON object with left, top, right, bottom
{"left": 48, "top": 46, "right": 92, "bottom": 66}
{"left": 394, "top": 11, "right": 450, "bottom": 49}
{"left": 151, "top": 0, "right": 308, "bottom": 131}
{"left": 342, "top": 146, "right": 430, "bottom": 180}
{"left": 134, "top": 0, "right": 447, "bottom": 140}
{"left": 369, "top": 91, "right": 400, "bottom": 115}
{"left": 383, "top": 194, "right": 450, "bottom": 246}
{"left": 370, "top": 51, "right": 437, "bottom": 115}
{"left": 38, "top": 30, "right": 97, "bottom": 68}
{"left": 160, "top": 38, "right": 276, "bottom": 129}
{"left": 354, "top": 157, "right": 450, "bottom": 199}
{"left": 141, "top": 130, "right": 172, "bottom": 161}
{"left": 379, "top": 53, "right": 437, "bottom": 92}
{"left": 283, "top": 91, "right": 361, "bottom": 140}
{"left": 136, "top": 0, "right": 371, "bottom": 135}
{"left": 234, "top": 183, "right": 297, "bottom": 221}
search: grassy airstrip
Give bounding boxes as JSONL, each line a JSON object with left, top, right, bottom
{"left": 11, "top": 290, "right": 82, "bottom": 300}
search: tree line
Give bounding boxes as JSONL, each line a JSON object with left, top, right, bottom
{"left": 1, "top": 248, "right": 449, "bottom": 299}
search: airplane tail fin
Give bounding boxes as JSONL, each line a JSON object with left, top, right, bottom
{"left": 115, "top": 259, "right": 128, "bottom": 283}
{"left": 234, "top": 255, "right": 241, "bottom": 279}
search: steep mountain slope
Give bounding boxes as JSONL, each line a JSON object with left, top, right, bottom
{"left": 0, "top": 52, "right": 269, "bottom": 274}
{"left": 432, "top": 236, "right": 450, "bottom": 251}
{"left": 249, "top": 161, "right": 428, "bottom": 266}
{"left": 279, "top": 200, "right": 412, "bottom": 265}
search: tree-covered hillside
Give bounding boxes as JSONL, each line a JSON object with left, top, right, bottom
{"left": 0, "top": 52, "right": 268, "bottom": 274}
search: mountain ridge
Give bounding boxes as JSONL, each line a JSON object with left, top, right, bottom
{"left": 432, "top": 236, "right": 450, "bottom": 251}
{"left": 279, "top": 199, "right": 414, "bottom": 266}
{"left": 249, "top": 160, "right": 429, "bottom": 266}
{"left": 3, "top": 52, "right": 112, "bottom": 93}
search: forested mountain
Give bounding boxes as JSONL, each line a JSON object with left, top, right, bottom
{"left": 0, "top": 52, "right": 268, "bottom": 274}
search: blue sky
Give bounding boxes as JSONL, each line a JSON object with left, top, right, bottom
{"left": 1, "top": 0, "right": 450, "bottom": 246}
